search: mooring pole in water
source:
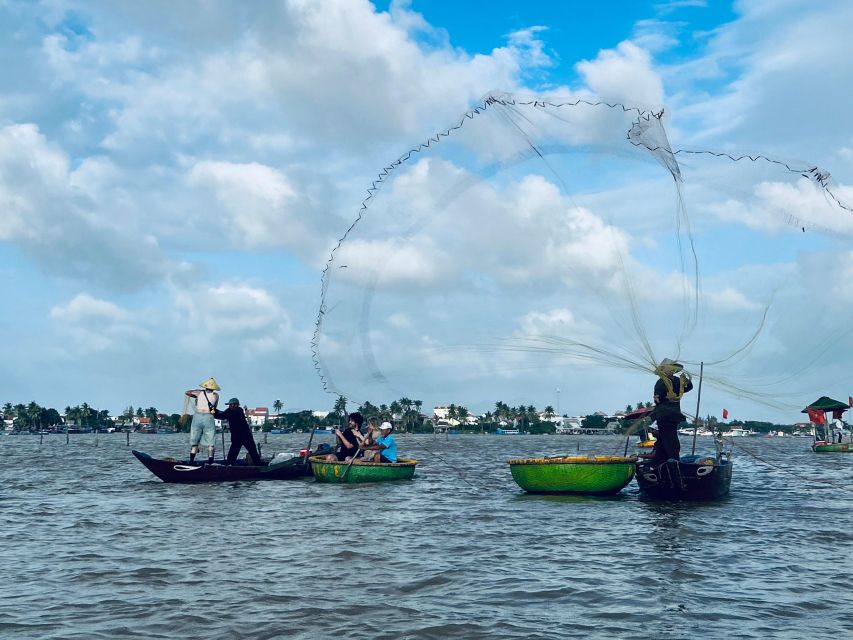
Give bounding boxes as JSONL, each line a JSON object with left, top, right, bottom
{"left": 691, "top": 361, "right": 705, "bottom": 456}
{"left": 40, "top": 432, "right": 43, "bottom": 445}
{"left": 126, "top": 430, "right": 130, "bottom": 447}
{"left": 264, "top": 431, "right": 268, "bottom": 444}
{"left": 66, "top": 424, "right": 69, "bottom": 445}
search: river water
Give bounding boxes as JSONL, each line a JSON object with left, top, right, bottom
{"left": 1, "top": 432, "right": 852, "bottom": 639}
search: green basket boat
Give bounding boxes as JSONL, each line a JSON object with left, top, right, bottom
{"left": 309, "top": 456, "right": 418, "bottom": 483}
{"left": 508, "top": 455, "right": 637, "bottom": 495}
{"left": 812, "top": 442, "right": 852, "bottom": 453}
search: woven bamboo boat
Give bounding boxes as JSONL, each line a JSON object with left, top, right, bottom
{"left": 309, "top": 456, "right": 417, "bottom": 483}
{"left": 507, "top": 455, "right": 637, "bottom": 495}
{"left": 812, "top": 441, "right": 852, "bottom": 453}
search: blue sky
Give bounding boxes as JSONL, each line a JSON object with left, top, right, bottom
{"left": 2, "top": 0, "right": 852, "bottom": 422}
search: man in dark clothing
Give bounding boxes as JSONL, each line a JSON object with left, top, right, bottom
{"left": 648, "top": 358, "right": 693, "bottom": 466}
{"left": 326, "top": 412, "right": 364, "bottom": 462}
{"left": 213, "top": 397, "right": 262, "bottom": 465}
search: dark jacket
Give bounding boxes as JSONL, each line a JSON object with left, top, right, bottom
{"left": 651, "top": 374, "right": 694, "bottom": 423}
{"left": 213, "top": 405, "right": 252, "bottom": 433}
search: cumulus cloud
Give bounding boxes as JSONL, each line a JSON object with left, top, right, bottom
{"left": 171, "top": 280, "right": 308, "bottom": 355}
{"left": 50, "top": 293, "right": 148, "bottom": 352}
{"left": 575, "top": 41, "right": 665, "bottom": 107}
{"left": 0, "top": 123, "right": 172, "bottom": 289}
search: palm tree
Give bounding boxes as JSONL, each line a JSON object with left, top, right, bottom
{"left": 273, "top": 399, "right": 283, "bottom": 428}
{"left": 80, "top": 403, "right": 91, "bottom": 430}
{"left": 457, "top": 406, "right": 469, "bottom": 429}
{"left": 332, "top": 396, "right": 347, "bottom": 427}
{"left": 413, "top": 400, "right": 423, "bottom": 431}
{"left": 27, "top": 401, "right": 41, "bottom": 432}
{"left": 389, "top": 401, "right": 402, "bottom": 428}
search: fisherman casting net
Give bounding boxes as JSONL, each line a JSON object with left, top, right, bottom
{"left": 312, "top": 94, "right": 853, "bottom": 415}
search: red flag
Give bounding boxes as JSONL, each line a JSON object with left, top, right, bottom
{"left": 807, "top": 408, "right": 826, "bottom": 425}
{"left": 722, "top": 408, "right": 729, "bottom": 419}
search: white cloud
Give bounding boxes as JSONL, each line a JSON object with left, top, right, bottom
{"left": 49, "top": 293, "right": 148, "bottom": 352}
{"left": 171, "top": 280, "right": 308, "bottom": 355}
{"left": 576, "top": 41, "right": 665, "bottom": 107}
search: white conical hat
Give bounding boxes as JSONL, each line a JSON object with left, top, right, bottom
{"left": 199, "top": 377, "right": 221, "bottom": 391}
{"left": 657, "top": 358, "right": 684, "bottom": 373}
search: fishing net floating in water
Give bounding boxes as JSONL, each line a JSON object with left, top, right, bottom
{"left": 312, "top": 94, "right": 853, "bottom": 412}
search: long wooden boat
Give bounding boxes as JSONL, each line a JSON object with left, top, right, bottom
{"left": 507, "top": 455, "right": 637, "bottom": 495}
{"left": 309, "top": 456, "right": 417, "bottom": 483}
{"left": 812, "top": 441, "right": 852, "bottom": 453}
{"left": 635, "top": 454, "right": 732, "bottom": 500}
{"left": 132, "top": 448, "right": 324, "bottom": 483}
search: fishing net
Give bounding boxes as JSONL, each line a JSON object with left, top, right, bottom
{"left": 312, "top": 94, "right": 853, "bottom": 414}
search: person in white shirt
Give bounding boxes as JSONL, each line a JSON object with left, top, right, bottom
{"left": 185, "top": 377, "right": 220, "bottom": 465}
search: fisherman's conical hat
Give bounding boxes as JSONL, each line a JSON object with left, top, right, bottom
{"left": 200, "top": 377, "right": 221, "bottom": 391}
{"left": 657, "top": 358, "right": 684, "bottom": 373}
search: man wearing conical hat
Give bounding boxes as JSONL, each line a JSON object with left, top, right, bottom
{"left": 647, "top": 359, "right": 693, "bottom": 467}
{"left": 185, "top": 377, "right": 220, "bottom": 465}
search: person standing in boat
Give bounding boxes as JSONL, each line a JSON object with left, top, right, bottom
{"left": 214, "top": 397, "right": 262, "bottom": 465}
{"left": 185, "top": 377, "right": 220, "bottom": 465}
{"left": 360, "top": 421, "right": 398, "bottom": 463}
{"left": 647, "top": 359, "right": 693, "bottom": 466}
{"left": 326, "top": 412, "right": 364, "bottom": 462}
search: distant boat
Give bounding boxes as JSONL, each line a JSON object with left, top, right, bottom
{"left": 720, "top": 428, "right": 757, "bottom": 437}
{"left": 495, "top": 428, "right": 520, "bottom": 435}
{"left": 801, "top": 396, "right": 853, "bottom": 453}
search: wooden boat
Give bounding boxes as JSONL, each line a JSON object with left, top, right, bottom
{"left": 635, "top": 454, "right": 732, "bottom": 500}
{"left": 309, "top": 456, "right": 417, "bottom": 483}
{"left": 507, "top": 455, "right": 637, "bottom": 495}
{"left": 132, "top": 445, "right": 330, "bottom": 483}
{"left": 801, "top": 396, "right": 853, "bottom": 452}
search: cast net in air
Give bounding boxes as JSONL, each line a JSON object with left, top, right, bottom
{"left": 312, "top": 94, "right": 853, "bottom": 415}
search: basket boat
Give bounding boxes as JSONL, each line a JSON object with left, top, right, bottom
{"left": 309, "top": 456, "right": 417, "bottom": 483}
{"left": 812, "top": 442, "right": 852, "bottom": 453}
{"left": 507, "top": 455, "right": 637, "bottom": 495}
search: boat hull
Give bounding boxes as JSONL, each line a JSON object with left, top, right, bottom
{"left": 507, "top": 456, "right": 637, "bottom": 495}
{"left": 309, "top": 456, "right": 417, "bottom": 483}
{"left": 812, "top": 442, "right": 853, "bottom": 452}
{"left": 635, "top": 455, "right": 732, "bottom": 500}
{"left": 132, "top": 450, "right": 314, "bottom": 483}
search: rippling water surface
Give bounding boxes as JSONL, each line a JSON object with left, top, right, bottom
{"left": 2, "top": 432, "right": 852, "bottom": 639}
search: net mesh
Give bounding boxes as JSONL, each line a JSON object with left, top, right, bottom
{"left": 312, "top": 94, "right": 853, "bottom": 414}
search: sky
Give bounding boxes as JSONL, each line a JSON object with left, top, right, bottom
{"left": 2, "top": 0, "right": 853, "bottom": 422}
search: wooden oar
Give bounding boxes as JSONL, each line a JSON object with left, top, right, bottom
{"left": 340, "top": 447, "right": 362, "bottom": 481}
{"left": 302, "top": 428, "right": 316, "bottom": 467}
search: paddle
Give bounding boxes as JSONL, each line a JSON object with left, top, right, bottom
{"left": 302, "top": 428, "right": 316, "bottom": 467}
{"left": 339, "top": 447, "right": 362, "bottom": 481}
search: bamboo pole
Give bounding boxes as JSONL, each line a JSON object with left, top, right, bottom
{"left": 690, "top": 362, "right": 705, "bottom": 456}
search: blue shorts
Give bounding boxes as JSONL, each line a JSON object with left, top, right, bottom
{"left": 190, "top": 413, "right": 216, "bottom": 448}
